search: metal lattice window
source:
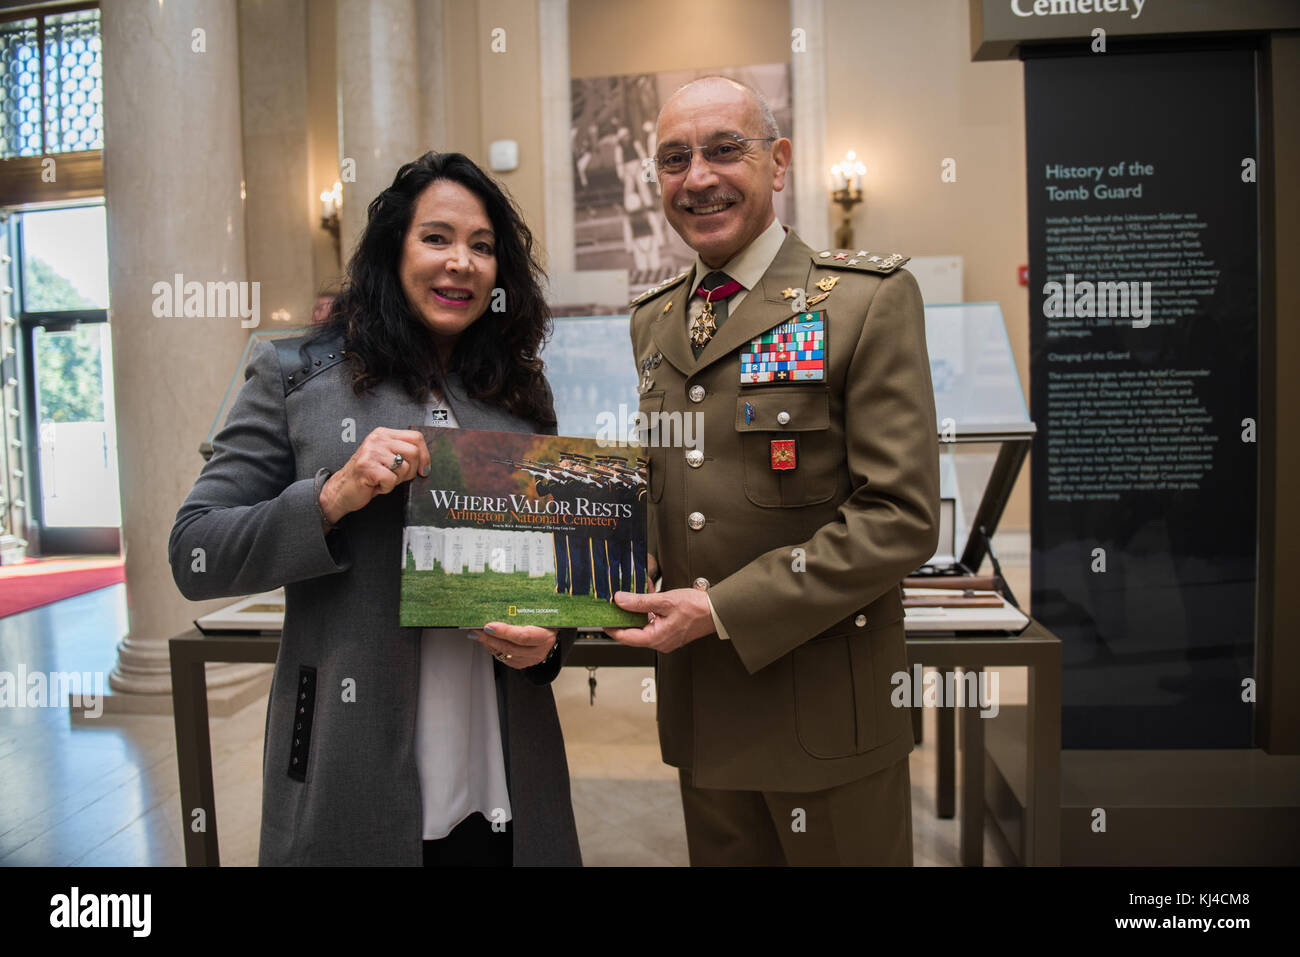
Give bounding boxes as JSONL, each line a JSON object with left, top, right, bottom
{"left": 45, "top": 10, "right": 102, "bottom": 154}
{"left": 0, "top": 20, "right": 41, "bottom": 157}
{"left": 0, "top": 6, "right": 102, "bottom": 160}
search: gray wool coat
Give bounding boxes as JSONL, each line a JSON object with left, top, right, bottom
{"left": 170, "top": 333, "right": 582, "bottom": 866}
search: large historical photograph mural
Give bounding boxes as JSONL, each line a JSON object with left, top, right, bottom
{"left": 570, "top": 63, "right": 795, "bottom": 297}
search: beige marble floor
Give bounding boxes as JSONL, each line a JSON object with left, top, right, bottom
{"left": 0, "top": 535, "right": 1030, "bottom": 867}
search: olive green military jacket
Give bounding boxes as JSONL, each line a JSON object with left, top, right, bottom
{"left": 629, "top": 227, "right": 940, "bottom": 792}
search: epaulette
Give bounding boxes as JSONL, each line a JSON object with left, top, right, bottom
{"left": 629, "top": 267, "right": 692, "bottom": 308}
{"left": 812, "top": 249, "right": 909, "bottom": 274}
{"left": 273, "top": 332, "right": 347, "bottom": 396}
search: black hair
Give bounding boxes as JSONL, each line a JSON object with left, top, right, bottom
{"left": 314, "top": 151, "right": 555, "bottom": 425}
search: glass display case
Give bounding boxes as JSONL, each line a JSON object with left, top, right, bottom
{"left": 905, "top": 302, "right": 1034, "bottom": 632}
{"left": 924, "top": 301, "right": 1035, "bottom": 576}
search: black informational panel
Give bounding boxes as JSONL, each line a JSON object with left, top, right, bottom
{"left": 1026, "top": 49, "right": 1258, "bottom": 749}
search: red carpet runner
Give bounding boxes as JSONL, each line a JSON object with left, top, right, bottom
{"left": 0, "top": 557, "right": 125, "bottom": 618}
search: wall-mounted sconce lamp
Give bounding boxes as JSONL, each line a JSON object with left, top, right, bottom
{"left": 829, "top": 151, "right": 866, "bottom": 248}
{"left": 320, "top": 180, "right": 342, "bottom": 263}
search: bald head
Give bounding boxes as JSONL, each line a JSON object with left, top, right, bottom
{"left": 657, "top": 76, "right": 779, "bottom": 144}
{"left": 652, "top": 75, "right": 793, "bottom": 268}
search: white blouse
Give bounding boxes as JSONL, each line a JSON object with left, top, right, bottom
{"left": 415, "top": 394, "right": 513, "bottom": 839}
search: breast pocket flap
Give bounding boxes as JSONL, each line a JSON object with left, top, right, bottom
{"left": 734, "top": 389, "right": 830, "bottom": 432}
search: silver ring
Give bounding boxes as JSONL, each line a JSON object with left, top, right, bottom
{"left": 494, "top": 651, "right": 511, "bottom": 663}
{"left": 388, "top": 453, "right": 404, "bottom": 472}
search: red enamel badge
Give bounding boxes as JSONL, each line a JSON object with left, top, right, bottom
{"left": 770, "top": 439, "right": 797, "bottom": 471}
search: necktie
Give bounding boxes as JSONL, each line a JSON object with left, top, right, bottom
{"left": 690, "top": 270, "right": 742, "bottom": 357}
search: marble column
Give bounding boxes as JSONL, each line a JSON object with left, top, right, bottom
{"left": 538, "top": 0, "right": 573, "bottom": 273}
{"left": 474, "top": 0, "right": 545, "bottom": 244}
{"left": 101, "top": 0, "right": 268, "bottom": 707}
{"left": 239, "top": 0, "right": 315, "bottom": 327}
{"left": 790, "top": 0, "right": 829, "bottom": 250}
{"left": 306, "top": 0, "right": 343, "bottom": 290}
{"left": 416, "top": 0, "right": 449, "bottom": 153}
{"left": 336, "top": 0, "right": 421, "bottom": 253}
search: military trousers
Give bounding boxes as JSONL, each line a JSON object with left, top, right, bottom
{"left": 553, "top": 531, "right": 590, "bottom": 595}
{"left": 587, "top": 537, "right": 614, "bottom": 600}
{"left": 677, "top": 755, "right": 913, "bottom": 866}
{"left": 606, "top": 539, "right": 633, "bottom": 592}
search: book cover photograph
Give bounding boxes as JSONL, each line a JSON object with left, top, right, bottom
{"left": 400, "top": 427, "right": 649, "bottom": 628}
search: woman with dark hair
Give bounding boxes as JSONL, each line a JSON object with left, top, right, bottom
{"left": 170, "top": 152, "right": 581, "bottom": 866}
{"left": 320, "top": 151, "right": 556, "bottom": 422}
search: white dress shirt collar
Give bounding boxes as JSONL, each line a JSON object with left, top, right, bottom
{"left": 690, "top": 216, "right": 786, "bottom": 294}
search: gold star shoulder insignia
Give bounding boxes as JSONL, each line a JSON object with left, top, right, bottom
{"left": 630, "top": 268, "right": 692, "bottom": 308}
{"left": 813, "top": 250, "right": 910, "bottom": 275}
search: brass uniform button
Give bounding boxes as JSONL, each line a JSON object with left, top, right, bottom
{"left": 687, "top": 511, "right": 705, "bottom": 530}
{"left": 685, "top": 449, "right": 704, "bottom": 468}
{"left": 688, "top": 385, "right": 706, "bottom": 403}
{"left": 693, "top": 577, "right": 709, "bottom": 590}
{"left": 776, "top": 410, "right": 791, "bottom": 425}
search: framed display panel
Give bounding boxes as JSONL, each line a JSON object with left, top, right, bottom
{"left": 194, "top": 590, "right": 285, "bottom": 634}
{"left": 1026, "top": 48, "right": 1258, "bottom": 749}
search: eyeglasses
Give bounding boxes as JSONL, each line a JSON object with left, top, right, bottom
{"left": 652, "top": 135, "right": 776, "bottom": 176}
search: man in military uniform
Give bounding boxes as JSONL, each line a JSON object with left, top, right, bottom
{"left": 596, "top": 455, "right": 637, "bottom": 593}
{"left": 566, "top": 453, "right": 615, "bottom": 602}
{"left": 538, "top": 455, "right": 590, "bottom": 597}
{"left": 608, "top": 76, "right": 939, "bottom": 866}
{"left": 631, "top": 456, "right": 649, "bottom": 593}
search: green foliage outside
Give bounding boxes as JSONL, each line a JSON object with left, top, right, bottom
{"left": 25, "top": 257, "right": 105, "bottom": 423}
{"left": 426, "top": 431, "right": 468, "bottom": 495}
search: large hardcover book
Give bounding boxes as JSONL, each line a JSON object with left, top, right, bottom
{"left": 400, "top": 427, "right": 649, "bottom": 628}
